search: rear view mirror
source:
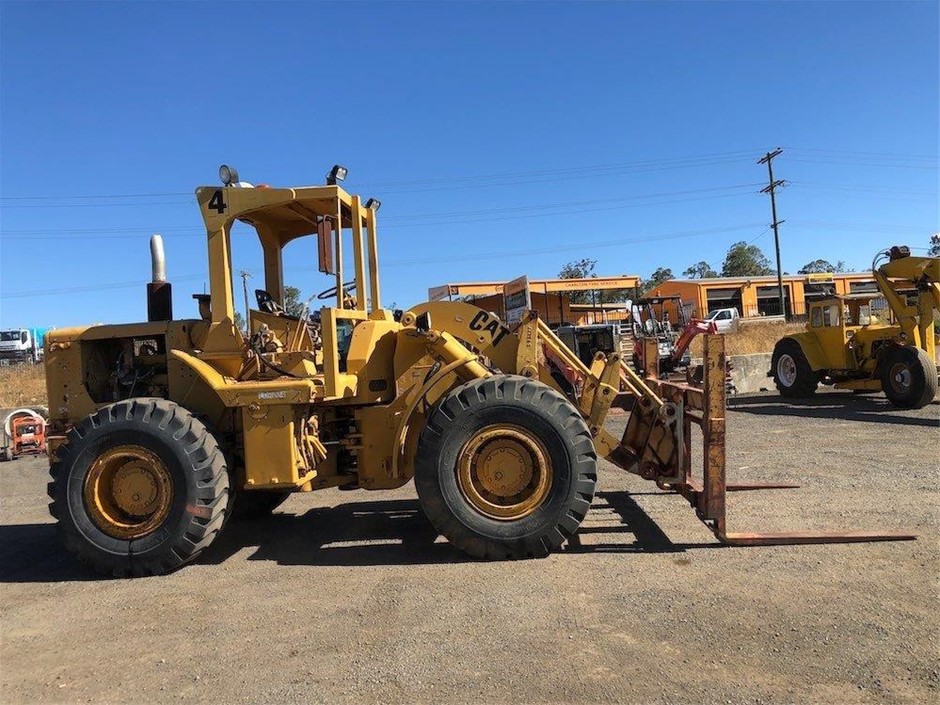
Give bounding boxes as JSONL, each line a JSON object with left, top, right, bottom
{"left": 318, "top": 217, "right": 335, "bottom": 275}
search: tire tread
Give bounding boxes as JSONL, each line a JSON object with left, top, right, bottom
{"left": 415, "top": 375, "right": 597, "bottom": 560}
{"left": 48, "top": 398, "right": 229, "bottom": 577}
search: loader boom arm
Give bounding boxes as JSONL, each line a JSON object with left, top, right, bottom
{"left": 498, "top": 310, "right": 914, "bottom": 546}
{"left": 873, "top": 249, "right": 940, "bottom": 360}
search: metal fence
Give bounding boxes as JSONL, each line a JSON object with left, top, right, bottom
{"left": 741, "top": 299, "right": 808, "bottom": 321}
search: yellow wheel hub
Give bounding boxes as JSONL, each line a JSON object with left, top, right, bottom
{"left": 83, "top": 445, "right": 173, "bottom": 540}
{"left": 457, "top": 425, "right": 553, "bottom": 520}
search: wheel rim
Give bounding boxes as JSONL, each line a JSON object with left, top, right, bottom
{"left": 777, "top": 354, "right": 798, "bottom": 387}
{"left": 457, "top": 425, "right": 553, "bottom": 521}
{"left": 83, "top": 445, "right": 173, "bottom": 539}
{"left": 888, "top": 362, "right": 912, "bottom": 394}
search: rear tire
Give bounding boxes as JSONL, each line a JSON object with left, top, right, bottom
{"left": 48, "top": 398, "right": 229, "bottom": 577}
{"left": 415, "top": 375, "right": 597, "bottom": 560}
{"left": 880, "top": 346, "right": 938, "bottom": 409}
{"left": 772, "top": 339, "right": 818, "bottom": 398}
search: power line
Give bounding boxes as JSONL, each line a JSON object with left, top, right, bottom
{"left": 0, "top": 230, "right": 204, "bottom": 241}
{"left": 0, "top": 225, "right": 199, "bottom": 235}
{"left": 784, "top": 147, "right": 938, "bottom": 161}
{"left": 791, "top": 181, "right": 936, "bottom": 196}
{"left": 4, "top": 180, "right": 930, "bottom": 238}
{"left": 0, "top": 162, "right": 758, "bottom": 208}
{"left": 380, "top": 183, "right": 763, "bottom": 221}
{"left": 0, "top": 274, "right": 206, "bottom": 299}
{"left": 0, "top": 191, "right": 191, "bottom": 201}
{"left": 0, "top": 187, "right": 761, "bottom": 240}
{"left": 693, "top": 225, "right": 771, "bottom": 272}
{"left": 381, "top": 224, "right": 764, "bottom": 267}
{"left": 379, "top": 192, "right": 755, "bottom": 228}
{"left": 786, "top": 158, "right": 937, "bottom": 170}
{"left": 0, "top": 200, "right": 195, "bottom": 210}
{"left": 3, "top": 148, "right": 933, "bottom": 203}
{"left": 0, "top": 223, "right": 765, "bottom": 299}
{"left": 357, "top": 152, "right": 758, "bottom": 189}
{"left": 787, "top": 219, "right": 934, "bottom": 231}
{"left": 0, "top": 151, "right": 759, "bottom": 204}
{"left": 373, "top": 157, "right": 756, "bottom": 194}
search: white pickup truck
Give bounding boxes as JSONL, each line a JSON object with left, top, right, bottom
{"left": 704, "top": 307, "right": 740, "bottom": 333}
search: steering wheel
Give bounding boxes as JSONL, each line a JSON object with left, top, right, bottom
{"left": 317, "top": 280, "right": 357, "bottom": 301}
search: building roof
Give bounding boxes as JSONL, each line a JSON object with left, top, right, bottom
{"left": 569, "top": 302, "right": 631, "bottom": 310}
{"left": 429, "top": 275, "right": 640, "bottom": 301}
{"left": 661, "top": 272, "right": 873, "bottom": 286}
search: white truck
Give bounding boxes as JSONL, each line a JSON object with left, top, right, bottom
{"left": 0, "top": 328, "right": 47, "bottom": 364}
{"left": 704, "top": 307, "right": 740, "bottom": 333}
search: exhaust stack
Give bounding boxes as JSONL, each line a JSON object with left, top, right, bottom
{"left": 147, "top": 234, "right": 173, "bottom": 322}
{"left": 150, "top": 234, "right": 167, "bottom": 283}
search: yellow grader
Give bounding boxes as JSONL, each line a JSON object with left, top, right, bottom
{"left": 44, "top": 166, "right": 913, "bottom": 577}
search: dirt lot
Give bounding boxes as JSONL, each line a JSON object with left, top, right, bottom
{"left": 1, "top": 391, "right": 938, "bottom": 705}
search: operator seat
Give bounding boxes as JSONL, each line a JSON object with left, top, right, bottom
{"left": 255, "top": 289, "right": 286, "bottom": 316}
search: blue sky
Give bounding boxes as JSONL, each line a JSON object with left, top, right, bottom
{"left": 1, "top": 0, "right": 937, "bottom": 328}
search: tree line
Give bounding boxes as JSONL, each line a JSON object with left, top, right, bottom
{"left": 559, "top": 234, "right": 937, "bottom": 301}
{"left": 235, "top": 235, "right": 939, "bottom": 319}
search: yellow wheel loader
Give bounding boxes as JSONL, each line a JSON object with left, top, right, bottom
{"left": 771, "top": 247, "right": 940, "bottom": 409}
{"left": 43, "top": 166, "right": 914, "bottom": 577}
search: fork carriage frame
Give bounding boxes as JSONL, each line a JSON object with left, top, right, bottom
{"left": 515, "top": 312, "right": 915, "bottom": 546}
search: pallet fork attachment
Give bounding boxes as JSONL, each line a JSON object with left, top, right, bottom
{"left": 527, "top": 316, "right": 916, "bottom": 546}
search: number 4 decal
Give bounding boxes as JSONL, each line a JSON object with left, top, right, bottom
{"left": 208, "top": 190, "right": 226, "bottom": 214}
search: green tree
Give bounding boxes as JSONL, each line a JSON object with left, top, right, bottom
{"left": 284, "top": 286, "right": 305, "bottom": 317}
{"left": 641, "top": 267, "right": 674, "bottom": 295}
{"left": 558, "top": 258, "right": 597, "bottom": 304}
{"left": 798, "top": 259, "right": 845, "bottom": 274}
{"left": 682, "top": 261, "right": 718, "bottom": 279}
{"left": 929, "top": 234, "right": 940, "bottom": 257}
{"left": 558, "top": 257, "right": 631, "bottom": 304}
{"left": 721, "top": 242, "right": 774, "bottom": 277}
{"left": 234, "top": 311, "right": 247, "bottom": 334}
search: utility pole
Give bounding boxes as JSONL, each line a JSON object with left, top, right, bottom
{"left": 759, "top": 148, "right": 787, "bottom": 320}
{"left": 239, "top": 270, "right": 251, "bottom": 333}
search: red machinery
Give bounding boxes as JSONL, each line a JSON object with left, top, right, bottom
{"left": 1, "top": 410, "right": 46, "bottom": 461}
{"left": 633, "top": 317, "right": 717, "bottom": 376}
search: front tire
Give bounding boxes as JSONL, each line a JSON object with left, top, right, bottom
{"left": 48, "top": 398, "right": 229, "bottom": 577}
{"left": 880, "top": 346, "right": 938, "bottom": 409}
{"left": 415, "top": 375, "right": 597, "bottom": 560}
{"left": 772, "top": 339, "right": 818, "bottom": 398}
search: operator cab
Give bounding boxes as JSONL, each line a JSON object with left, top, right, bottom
{"left": 808, "top": 293, "right": 890, "bottom": 331}
{"left": 192, "top": 164, "right": 391, "bottom": 393}
{"left": 808, "top": 293, "right": 892, "bottom": 370}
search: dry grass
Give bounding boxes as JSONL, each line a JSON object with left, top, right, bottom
{"left": 688, "top": 320, "right": 806, "bottom": 357}
{"left": 0, "top": 364, "right": 47, "bottom": 408}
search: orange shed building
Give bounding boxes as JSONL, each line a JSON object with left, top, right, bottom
{"left": 649, "top": 272, "right": 878, "bottom": 320}
{"left": 428, "top": 276, "right": 640, "bottom": 327}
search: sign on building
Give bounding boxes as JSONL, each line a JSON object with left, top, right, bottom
{"left": 503, "top": 275, "right": 532, "bottom": 326}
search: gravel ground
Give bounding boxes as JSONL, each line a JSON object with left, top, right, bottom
{"left": 1, "top": 390, "right": 937, "bottom": 704}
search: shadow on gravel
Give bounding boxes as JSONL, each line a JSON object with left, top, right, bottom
{"left": 203, "top": 493, "right": 721, "bottom": 567}
{"left": 729, "top": 394, "right": 939, "bottom": 427}
{"left": 201, "top": 498, "right": 470, "bottom": 568}
{"left": 0, "top": 493, "right": 712, "bottom": 581}
{"left": 0, "top": 523, "right": 98, "bottom": 583}
{"left": 565, "top": 490, "right": 725, "bottom": 555}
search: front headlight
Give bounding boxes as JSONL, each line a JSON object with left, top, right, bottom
{"left": 219, "top": 164, "right": 239, "bottom": 186}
